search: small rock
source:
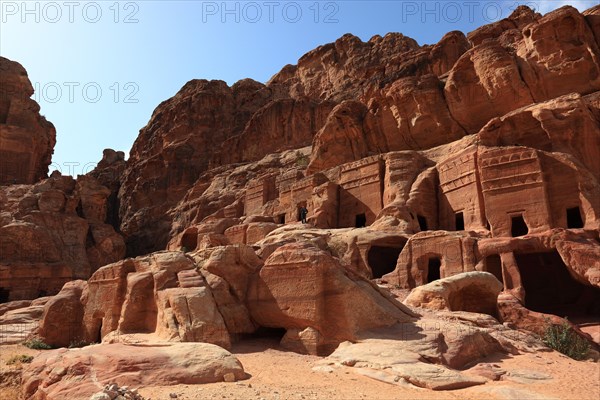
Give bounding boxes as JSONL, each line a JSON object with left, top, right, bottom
{"left": 90, "top": 393, "right": 112, "bottom": 400}
{"left": 223, "top": 372, "right": 236, "bottom": 382}
{"left": 311, "top": 365, "right": 334, "bottom": 373}
{"left": 169, "top": 393, "right": 178, "bottom": 399}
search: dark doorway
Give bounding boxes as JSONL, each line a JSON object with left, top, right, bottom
{"left": 243, "top": 326, "right": 287, "bottom": 341}
{"left": 278, "top": 213, "right": 286, "bottom": 224}
{"left": 516, "top": 251, "right": 600, "bottom": 319}
{"left": 485, "top": 255, "right": 503, "bottom": 286}
{"left": 0, "top": 287, "right": 9, "bottom": 303}
{"left": 368, "top": 246, "right": 403, "bottom": 279}
{"left": 427, "top": 258, "right": 441, "bottom": 283}
{"left": 90, "top": 318, "right": 103, "bottom": 343}
{"left": 181, "top": 229, "right": 198, "bottom": 252}
{"left": 455, "top": 212, "right": 464, "bottom": 231}
{"left": 566, "top": 207, "right": 584, "bottom": 229}
{"left": 511, "top": 215, "right": 528, "bottom": 237}
{"left": 355, "top": 213, "right": 367, "bottom": 228}
{"left": 417, "top": 215, "right": 428, "bottom": 231}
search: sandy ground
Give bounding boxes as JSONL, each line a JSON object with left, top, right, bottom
{"left": 1, "top": 338, "right": 599, "bottom": 400}
{"left": 0, "top": 345, "right": 42, "bottom": 400}
{"left": 139, "top": 338, "right": 598, "bottom": 400}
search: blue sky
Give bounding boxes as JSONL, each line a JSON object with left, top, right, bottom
{"left": 0, "top": 0, "right": 596, "bottom": 175}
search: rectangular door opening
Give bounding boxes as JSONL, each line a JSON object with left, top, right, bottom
{"left": 427, "top": 257, "right": 441, "bottom": 283}
{"left": 417, "top": 215, "right": 428, "bottom": 231}
{"left": 511, "top": 214, "right": 528, "bottom": 237}
{"left": 455, "top": 212, "right": 464, "bottom": 231}
{"left": 355, "top": 213, "right": 367, "bottom": 228}
{"left": 566, "top": 207, "right": 584, "bottom": 229}
{"left": 0, "top": 287, "right": 9, "bottom": 303}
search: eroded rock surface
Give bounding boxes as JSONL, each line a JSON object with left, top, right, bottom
{"left": 0, "top": 57, "right": 55, "bottom": 185}
{"left": 22, "top": 343, "right": 246, "bottom": 400}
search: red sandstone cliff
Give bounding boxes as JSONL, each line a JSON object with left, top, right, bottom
{"left": 1, "top": 6, "right": 599, "bottom": 379}
{"left": 0, "top": 57, "right": 56, "bottom": 185}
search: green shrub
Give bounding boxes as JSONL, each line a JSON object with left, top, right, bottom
{"left": 6, "top": 354, "right": 34, "bottom": 365}
{"left": 24, "top": 338, "right": 52, "bottom": 350}
{"left": 543, "top": 320, "right": 590, "bottom": 360}
{"left": 68, "top": 340, "right": 90, "bottom": 348}
{"left": 295, "top": 151, "right": 309, "bottom": 168}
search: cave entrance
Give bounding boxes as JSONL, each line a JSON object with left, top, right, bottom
{"left": 511, "top": 214, "right": 528, "bottom": 237}
{"left": 427, "top": 257, "right": 441, "bottom": 283}
{"left": 355, "top": 213, "right": 367, "bottom": 228}
{"left": 516, "top": 251, "right": 600, "bottom": 321}
{"left": 0, "top": 287, "right": 9, "bottom": 303}
{"left": 455, "top": 212, "right": 464, "bottom": 231}
{"left": 566, "top": 207, "right": 584, "bottom": 229}
{"left": 278, "top": 213, "right": 286, "bottom": 224}
{"left": 485, "top": 254, "right": 503, "bottom": 287}
{"left": 181, "top": 229, "right": 198, "bottom": 252}
{"left": 417, "top": 215, "right": 428, "bottom": 231}
{"left": 243, "top": 326, "right": 287, "bottom": 342}
{"left": 90, "top": 318, "right": 103, "bottom": 343}
{"left": 368, "top": 246, "right": 403, "bottom": 279}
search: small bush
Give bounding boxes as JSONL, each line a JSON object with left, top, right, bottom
{"left": 543, "top": 320, "right": 590, "bottom": 360}
{"left": 68, "top": 340, "right": 90, "bottom": 348}
{"left": 24, "top": 338, "right": 52, "bottom": 350}
{"left": 295, "top": 151, "right": 309, "bottom": 168}
{"left": 6, "top": 354, "right": 34, "bottom": 365}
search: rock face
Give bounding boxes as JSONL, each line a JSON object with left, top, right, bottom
{"left": 0, "top": 297, "right": 50, "bottom": 344}
{"left": 22, "top": 343, "right": 246, "bottom": 400}
{"left": 0, "top": 175, "right": 125, "bottom": 301}
{"left": 88, "top": 148, "right": 126, "bottom": 230}
{"left": 248, "top": 242, "right": 416, "bottom": 354}
{"left": 4, "top": 5, "right": 600, "bottom": 397}
{"left": 0, "top": 57, "right": 56, "bottom": 184}
{"left": 37, "top": 246, "right": 417, "bottom": 354}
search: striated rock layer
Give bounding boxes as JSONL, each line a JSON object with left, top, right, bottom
{"left": 0, "top": 174, "right": 125, "bottom": 301}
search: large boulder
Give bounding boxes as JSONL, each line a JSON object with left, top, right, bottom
{"left": 22, "top": 343, "right": 246, "bottom": 400}
{"left": 37, "top": 280, "right": 87, "bottom": 348}
{"left": 247, "top": 242, "right": 417, "bottom": 355}
{"left": 404, "top": 272, "right": 503, "bottom": 316}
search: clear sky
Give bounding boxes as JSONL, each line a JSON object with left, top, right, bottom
{"left": 0, "top": 0, "right": 596, "bottom": 175}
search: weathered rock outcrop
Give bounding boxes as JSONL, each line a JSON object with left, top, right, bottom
{"left": 404, "top": 272, "right": 503, "bottom": 316}
{"left": 89, "top": 148, "right": 126, "bottom": 230}
{"left": 36, "top": 245, "right": 418, "bottom": 354}
{"left": 22, "top": 343, "right": 246, "bottom": 400}
{"left": 0, "top": 175, "right": 125, "bottom": 301}
{"left": 4, "top": 6, "right": 600, "bottom": 398}
{"left": 268, "top": 31, "right": 469, "bottom": 102}
{"left": 248, "top": 242, "right": 416, "bottom": 354}
{"left": 0, "top": 57, "right": 56, "bottom": 184}
{"left": 119, "top": 79, "right": 273, "bottom": 256}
